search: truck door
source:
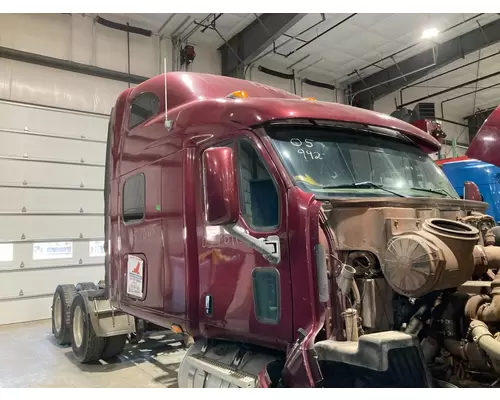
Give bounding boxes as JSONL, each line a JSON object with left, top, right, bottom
{"left": 198, "top": 132, "right": 293, "bottom": 348}
{"left": 116, "top": 92, "right": 165, "bottom": 314}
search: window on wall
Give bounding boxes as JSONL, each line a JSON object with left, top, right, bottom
{"left": 128, "top": 93, "right": 160, "bottom": 128}
{"left": 89, "top": 241, "right": 105, "bottom": 257}
{"left": 123, "top": 173, "right": 145, "bottom": 223}
{"left": 237, "top": 140, "right": 279, "bottom": 229}
{"left": 0, "top": 244, "right": 13, "bottom": 262}
{"left": 33, "top": 242, "right": 73, "bottom": 260}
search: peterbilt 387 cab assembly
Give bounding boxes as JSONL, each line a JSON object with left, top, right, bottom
{"left": 51, "top": 72, "right": 500, "bottom": 388}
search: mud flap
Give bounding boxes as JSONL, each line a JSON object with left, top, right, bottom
{"left": 79, "top": 292, "right": 136, "bottom": 337}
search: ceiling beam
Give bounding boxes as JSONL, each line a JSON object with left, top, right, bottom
{"left": 349, "top": 17, "right": 500, "bottom": 109}
{"left": 219, "top": 13, "right": 306, "bottom": 78}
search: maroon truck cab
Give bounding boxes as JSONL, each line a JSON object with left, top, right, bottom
{"left": 94, "top": 72, "right": 500, "bottom": 388}
{"left": 103, "top": 72, "right": 446, "bottom": 387}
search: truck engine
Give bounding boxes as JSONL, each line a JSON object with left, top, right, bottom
{"left": 319, "top": 196, "right": 500, "bottom": 387}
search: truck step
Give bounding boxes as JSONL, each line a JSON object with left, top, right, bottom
{"left": 186, "top": 353, "right": 257, "bottom": 388}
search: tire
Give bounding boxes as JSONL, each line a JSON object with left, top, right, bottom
{"left": 70, "top": 293, "right": 106, "bottom": 363}
{"left": 101, "top": 335, "right": 127, "bottom": 360}
{"left": 76, "top": 282, "right": 98, "bottom": 292}
{"left": 51, "top": 284, "right": 77, "bottom": 346}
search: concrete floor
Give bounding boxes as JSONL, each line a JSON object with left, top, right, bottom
{"left": 0, "top": 320, "right": 187, "bottom": 388}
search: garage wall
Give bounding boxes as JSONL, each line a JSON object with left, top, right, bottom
{"left": 374, "top": 87, "right": 469, "bottom": 159}
{"left": 0, "top": 13, "right": 225, "bottom": 325}
{"left": 0, "top": 13, "right": 222, "bottom": 114}
{"left": 248, "top": 65, "right": 343, "bottom": 103}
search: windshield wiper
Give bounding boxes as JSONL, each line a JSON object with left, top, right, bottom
{"left": 320, "top": 181, "right": 407, "bottom": 198}
{"left": 410, "top": 187, "right": 452, "bottom": 198}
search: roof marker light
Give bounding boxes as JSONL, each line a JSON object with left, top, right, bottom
{"left": 226, "top": 90, "right": 249, "bottom": 99}
{"left": 303, "top": 97, "right": 317, "bottom": 102}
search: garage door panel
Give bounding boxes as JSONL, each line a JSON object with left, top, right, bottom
{"left": 0, "top": 188, "right": 103, "bottom": 213}
{"left": 0, "top": 297, "right": 53, "bottom": 325}
{"left": 0, "top": 132, "right": 106, "bottom": 165}
{"left": 0, "top": 241, "right": 104, "bottom": 271}
{"left": 0, "top": 99, "right": 108, "bottom": 325}
{"left": 0, "top": 100, "right": 109, "bottom": 140}
{"left": 0, "top": 160, "right": 104, "bottom": 188}
{"left": 0, "top": 216, "right": 103, "bottom": 240}
{"left": 0, "top": 265, "right": 103, "bottom": 298}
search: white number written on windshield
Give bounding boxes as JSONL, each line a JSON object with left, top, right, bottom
{"left": 290, "top": 138, "right": 323, "bottom": 160}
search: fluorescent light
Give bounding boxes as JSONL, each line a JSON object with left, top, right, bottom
{"left": 422, "top": 28, "right": 439, "bottom": 39}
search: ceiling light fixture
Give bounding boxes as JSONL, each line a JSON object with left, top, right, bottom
{"left": 422, "top": 28, "right": 439, "bottom": 39}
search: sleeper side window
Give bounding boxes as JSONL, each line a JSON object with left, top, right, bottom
{"left": 237, "top": 139, "right": 280, "bottom": 230}
{"left": 128, "top": 92, "right": 160, "bottom": 128}
{"left": 123, "top": 173, "right": 145, "bottom": 223}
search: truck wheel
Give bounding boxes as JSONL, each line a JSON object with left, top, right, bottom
{"left": 76, "top": 282, "right": 97, "bottom": 291}
{"left": 70, "top": 293, "right": 105, "bottom": 363}
{"left": 101, "top": 335, "right": 127, "bottom": 360}
{"left": 52, "top": 284, "right": 77, "bottom": 346}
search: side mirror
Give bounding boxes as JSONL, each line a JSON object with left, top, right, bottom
{"left": 464, "top": 181, "right": 482, "bottom": 201}
{"left": 203, "top": 147, "right": 239, "bottom": 225}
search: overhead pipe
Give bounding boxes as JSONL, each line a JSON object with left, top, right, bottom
{"left": 296, "top": 58, "right": 323, "bottom": 75}
{"left": 0, "top": 46, "right": 149, "bottom": 85}
{"left": 280, "top": 14, "right": 357, "bottom": 58}
{"left": 343, "top": 13, "right": 484, "bottom": 81}
{"left": 400, "top": 50, "right": 500, "bottom": 105}
{"left": 350, "top": 56, "right": 437, "bottom": 105}
{"left": 182, "top": 14, "right": 214, "bottom": 42}
{"left": 246, "top": 13, "right": 327, "bottom": 70}
{"left": 201, "top": 14, "right": 223, "bottom": 33}
{"left": 157, "top": 14, "right": 177, "bottom": 35}
{"left": 439, "top": 119, "right": 469, "bottom": 128}
{"left": 170, "top": 16, "right": 192, "bottom": 38}
{"left": 399, "top": 69, "right": 500, "bottom": 108}
{"left": 287, "top": 54, "right": 311, "bottom": 69}
{"left": 441, "top": 81, "right": 500, "bottom": 121}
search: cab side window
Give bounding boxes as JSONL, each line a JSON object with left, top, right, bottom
{"left": 129, "top": 93, "right": 160, "bottom": 129}
{"left": 237, "top": 140, "right": 279, "bottom": 229}
{"left": 123, "top": 173, "right": 145, "bottom": 223}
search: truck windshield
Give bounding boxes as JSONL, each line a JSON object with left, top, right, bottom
{"left": 266, "top": 126, "right": 459, "bottom": 199}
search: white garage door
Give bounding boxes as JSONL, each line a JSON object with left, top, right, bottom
{"left": 0, "top": 100, "right": 109, "bottom": 325}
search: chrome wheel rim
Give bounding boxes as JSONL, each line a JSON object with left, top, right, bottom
{"left": 54, "top": 295, "right": 62, "bottom": 332}
{"left": 73, "top": 305, "right": 84, "bottom": 348}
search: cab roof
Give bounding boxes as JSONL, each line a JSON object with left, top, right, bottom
{"left": 131, "top": 72, "right": 441, "bottom": 153}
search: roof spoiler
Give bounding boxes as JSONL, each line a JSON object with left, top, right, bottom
{"left": 466, "top": 105, "right": 500, "bottom": 167}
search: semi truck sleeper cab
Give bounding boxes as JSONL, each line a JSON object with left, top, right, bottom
{"left": 51, "top": 72, "right": 500, "bottom": 388}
